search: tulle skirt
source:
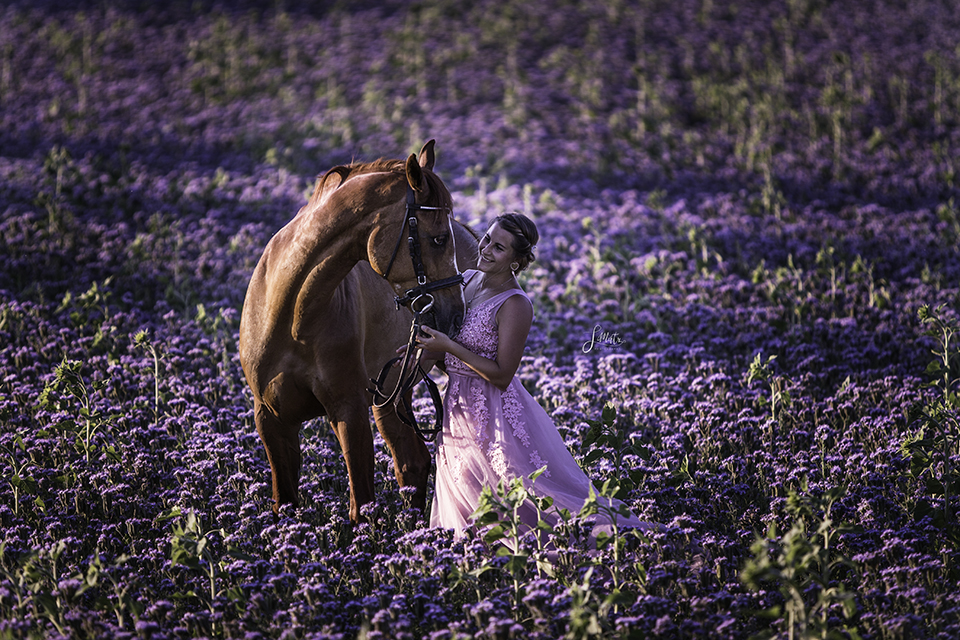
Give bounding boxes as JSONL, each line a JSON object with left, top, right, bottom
{"left": 430, "top": 367, "right": 655, "bottom": 539}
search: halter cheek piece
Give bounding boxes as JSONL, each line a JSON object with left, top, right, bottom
{"left": 381, "top": 185, "right": 464, "bottom": 311}
{"left": 370, "top": 184, "right": 464, "bottom": 441}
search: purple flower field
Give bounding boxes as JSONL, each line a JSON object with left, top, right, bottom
{"left": 1, "top": 0, "right": 959, "bottom": 637}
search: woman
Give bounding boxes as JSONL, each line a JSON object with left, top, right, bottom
{"left": 416, "top": 213, "right": 655, "bottom": 540}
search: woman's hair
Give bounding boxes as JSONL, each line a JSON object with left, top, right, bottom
{"left": 494, "top": 212, "right": 539, "bottom": 273}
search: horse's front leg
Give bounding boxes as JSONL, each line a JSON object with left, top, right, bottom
{"left": 373, "top": 395, "right": 431, "bottom": 512}
{"left": 331, "top": 402, "right": 376, "bottom": 523}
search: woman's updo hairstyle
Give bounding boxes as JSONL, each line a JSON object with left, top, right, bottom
{"left": 494, "top": 212, "right": 539, "bottom": 273}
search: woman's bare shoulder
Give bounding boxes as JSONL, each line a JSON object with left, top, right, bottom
{"left": 497, "top": 290, "right": 533, "bottom": 322}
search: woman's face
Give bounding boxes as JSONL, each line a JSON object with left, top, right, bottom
{"left": 477, "top": 222, "right": 517, "bottom": 274}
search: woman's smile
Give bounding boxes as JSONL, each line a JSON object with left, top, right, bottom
{"left": 476, "top": 223, "right": 516, "bottom": 273}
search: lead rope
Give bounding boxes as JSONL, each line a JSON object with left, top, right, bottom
{"left": 368, "top": 294, "right": 444, "bottom": 442}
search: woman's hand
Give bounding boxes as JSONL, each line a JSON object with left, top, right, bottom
{"left": 415, "top": 325, "right": 454, "bottom": 354}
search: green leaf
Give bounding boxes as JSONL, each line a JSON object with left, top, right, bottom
{"left": 530, "top": 465, "right": 548, "bottom": 483}
{"left": 841, "top": 592, "right": 858, "bottom": 619}
{"left": 155, "top": 506, "right": 183, "bottom": 522}
{"left": 35, "top": 593, "right": 60, "bottom": 619}
{"left": 601, "top": 403, "right": 616, "bottom": 426}
{"left": 83, "top": 560, "right": 100, "bottom": 588}
{"left": 10, "top": 474, "right": 39, "bottom": 493}
{"left": 631, "top": 443, "right": 651, "bottom": 460}
{"left": 582, "top": 424, "right": 603, "bottom": 449}
{"left": 473, "top": 510, "right": 501, "bottom": 526}
{"left": 603, "top": 588, "right": 632, "bottom": 608}
{"left": 924, "top": 476, "right": 945, "bottom": 496}
{"left": 582, "top": 448, "right": 606, "bottom": 466}
{"left": 925, "top": 360, "right": 944, "bottom": 376}
{"left": 467, "top": 564, "right": 496, "bottom": 580}
{"left": 845, "top": 625, "right": 864, "bottom": 640}
{"left": 483, "top": 524, "right": 507, "bottom": 544}
{"left": 503, "top": 553, "right": 529, "bottom": 575}
{"left": 595, "top": 531, "right": 612, "bottom": 550}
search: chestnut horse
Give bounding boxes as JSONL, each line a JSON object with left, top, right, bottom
{"left": 239, "top": 141, "right": 478, "bottom": 521}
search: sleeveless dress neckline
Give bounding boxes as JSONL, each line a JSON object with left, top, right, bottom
{"left": 462, "top": 269, "right": 523, "bottom": 311}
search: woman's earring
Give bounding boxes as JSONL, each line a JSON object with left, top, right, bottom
{"left": 510, "top": 262, "right": 520, "bottom": 272}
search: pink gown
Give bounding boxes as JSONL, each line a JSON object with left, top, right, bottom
{"left": 430, "top": 270, "right": 654, "bottom": 539}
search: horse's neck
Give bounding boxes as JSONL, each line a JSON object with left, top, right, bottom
{"left": 284, "top": 208, "right": 367, "bottom": 301}
{"left": 281, "top": 172, "right": 391, "bottom": 302}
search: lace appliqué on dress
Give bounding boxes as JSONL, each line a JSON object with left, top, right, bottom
{"left": 441, "top": 278, "right": 549, "bottom": 482}
{"left": 448, "top": 376, "right": 460, "bottom": 404}
{"left": 439, "top": 442, "right": 465, "bottom": 486}
{"left": 470, "top": 385, "right": 490, "bottom": 447}
{"left": 529, "top": 450, "right": 549, "bottom": 476}
{"left": 445, "top": 302, "right": 499, "bottom": 374}
{"left": 502, "top": 385, "right": 530, "bottom": 447}
{"left": 488, "top": 443, "right": 508, "bottom": 477}
{"left": 503, "top": 384, "right": 550, "bottom": 477}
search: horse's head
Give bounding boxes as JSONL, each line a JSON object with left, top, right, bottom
{"left": 369, "top": 140, "right": 465, "bottom": 337}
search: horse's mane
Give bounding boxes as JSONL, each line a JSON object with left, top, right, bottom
{"left": 307, "top": 158, "right": 450, "bottom": 210}
{"left": 455, "top": 218, "right": 481, "bottom": 244}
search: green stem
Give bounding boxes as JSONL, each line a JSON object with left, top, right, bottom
{"left": 152, "top": 345, "right": 160, "bottom": 425}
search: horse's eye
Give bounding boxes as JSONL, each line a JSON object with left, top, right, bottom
{"left": 432, "top": 235, "right": 448, "bottom": 247}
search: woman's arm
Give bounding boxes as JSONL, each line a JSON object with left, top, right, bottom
{"left": 416, "top": 348, "right": 444, "bottom": 374}
{"left": 416, "top": 294, "right": 533, "bottom": 391}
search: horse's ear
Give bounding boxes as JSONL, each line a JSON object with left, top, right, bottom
{"left": 418, "top": 139, "right": 436, "bottom": 171}
{"left": 405, "top": 153, "right": 424, "bottom": 192}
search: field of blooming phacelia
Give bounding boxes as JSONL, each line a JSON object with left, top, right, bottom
{"left": 1, "top": 0, "right": 959, "bottom": 638}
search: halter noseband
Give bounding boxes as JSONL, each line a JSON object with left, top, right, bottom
{"left": 381, "top": 184, "right": 464, "bottom": 310}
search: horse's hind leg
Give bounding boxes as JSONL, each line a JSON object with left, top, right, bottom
{"left": 373, "top": 397, "right": 431, "bottom": 512}
{"left": 254, "top": 398, "right": 302, "bottom": 515}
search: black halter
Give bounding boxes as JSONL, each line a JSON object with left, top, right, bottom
{"left": 369, "top": 183, "right": 464, "bottom": 441}
{"left": 381, "top": 184, "right": 464, "bottom": 310}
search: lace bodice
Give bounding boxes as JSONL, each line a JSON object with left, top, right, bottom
{"left": 444, "top": 272, "right": 525, "bottom": 374}
{"left": 444, "top": 298, "right": 502, "bottom": 372}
